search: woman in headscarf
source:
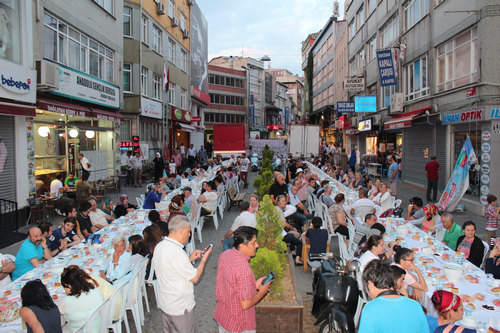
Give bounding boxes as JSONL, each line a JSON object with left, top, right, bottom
{"left": 114, "top": 194, "right": 137, "bottom": 218}
{"left": 427, "top": 290, "right": 475, "bottom": 333}
{"left": 153, "top": 152, "right": 165, "bottom": 183}
{"left": 101, "top": 199, "right": 115, "bottom": 218}
{"left": 421, "top": 203, "right": 439, "bottom": 234}
{"left": 168, "top": 194, "right": 187, "bottom": 221}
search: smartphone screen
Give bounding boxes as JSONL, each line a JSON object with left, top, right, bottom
{"left": 262, "top": 272, "right": 275, "bottom": 285}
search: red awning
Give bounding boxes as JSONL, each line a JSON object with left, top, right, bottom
{"left": 384, "top": 108, "right": 429, "bottom": 130}
{"left": 0, "top": 101, "right": 35, "bottom": 116}
{"left": 91, "top": 107, "right": 123, "bottom": 122}
{"left": 38, "top": 99, "right": 91, "bottom": 117}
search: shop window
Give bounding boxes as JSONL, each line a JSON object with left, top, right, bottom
{"left": 436, "top": 27, "right": 478, "bottom": 93}
{"left": 404, "top": 55, "right": 429, "bottom": 101}
{"left": 123, "top": 7, "right": 132, "bottom": 37}
{"left": 405, "top": 0, "right": 428, "bottom": 31}
{"left": 453, "top": 131, "right": 481, "bottom": 197}
{"left": 123, "top": 63, "right": 132, "bottom": 92}
{"left": 0, "top": 1, "right": 21, "bottom": 64}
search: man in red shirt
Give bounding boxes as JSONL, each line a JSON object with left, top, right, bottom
{"left": 214, "top": 226, "right": 272, "bottom": 333}
{"left": 425, "top": 156, "right": 440, "bottom": 202}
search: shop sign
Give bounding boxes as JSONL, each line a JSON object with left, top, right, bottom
{"left": 337, "top": 101, "right": 355, "bottom": 113}
{"left": 493, "top": 123, "right": 500, "bottom": 134}
{"left": 441, "top": 109, "right": 483, "bottom": 124}
{"left": 466, "top": 87, "right": 476, "bottom": 99}
{"left": 481, "top": 185, "right": 489, "bottom": 195}
{"left": 481, "top": 164, "right": 490, "bottom": 174}
{"left": 191, "top": 85, "right": 210, "bottom": 105}
{"left": 345, "top": 128, "right": 359, "bottom": 136}
{"left": 39, "top": 100, "right": 90, "bottom": 117}
{"left": 376, "top": 50, "right": 396, "bottom": 86}
{"left": 490, "top": 106, "right": 500, "bottom": 119}
{"left": 52, "top": 64, "right": 119, "bottom": 109}
{"left": 482, "top": 130, "right": 491, "bottom": 141}
{"left": 0, "top": 63, "right": 36, "bottom": 104}
{"left": 481, "top": 174, "right": 490, "bottom": 185}
{"left": 358, "top": 119, "right": 372, "bottom": 132}
{"left": 267, "top": 124, "right": 279, "bottom": 130}
{"left": 190, "top": 116, "right": 201, "bottom": 123}
{"left": 336, "top": 115, "right": 345, "bottom": 129}
{"left": 344, "top": 78, "right": 365, "bottom": 92}
{"left": 172, "top": 108, "right": 193, "bottom": 123}
{"left": 480, "top": 195, "right": 489, "bottom": 205}
{"left": 141, "top": 98, "right": 162, "bottom": 119}
{"left": 355, "top": 96, "right": 377, "bottom": 112}
{"left": 482, "top": 152, "right": 490, "bottom": 163}
{"left": 384, "top": 119, "right": 412, "bottom": 130}
{"left": 119, "top": 142, "right": 133, "bottom": 151}
{"left": 482, "top": 142, "right": 491, "bottom": 153}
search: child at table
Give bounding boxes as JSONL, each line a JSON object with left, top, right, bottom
{"left": 485, "top": 194, "right": 500, "bottom": 246}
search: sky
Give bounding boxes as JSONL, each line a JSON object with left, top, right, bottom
{"left": 196, "top": 0, "right": 345, "bottom": 76}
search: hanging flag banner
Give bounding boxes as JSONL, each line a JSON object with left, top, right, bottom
{"left": 376, "top": 49, "right": 396, "bottom": 86}
{"left": 438, "top": 136, "right": 477, "bottom": 212}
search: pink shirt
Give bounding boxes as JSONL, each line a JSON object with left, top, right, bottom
{"left": 297, "top": 177, "right": 308, "bottom": 201}
{"left": 214, "top": 249, "right": 257, "bottom": 332}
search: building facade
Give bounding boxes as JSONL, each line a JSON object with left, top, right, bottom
{"left": 268, "top": 69, "right": 305, "bottom": 125}
{"left": 344, "top": 0, "right": 500, "bottom": 213}
{"left": 301, "top": 32, "right": 319, "bottom": 120}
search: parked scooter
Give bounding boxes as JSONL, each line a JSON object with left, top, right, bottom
{"left": 310, "top": 253, "right": 360, "bottom": 333}
{"left": 250, "top": 153, "right": 260, "bottom": 172}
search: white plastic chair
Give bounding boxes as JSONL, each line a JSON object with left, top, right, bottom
{"left": 217, "top": 192, "right": 225, "bottom": 220}
{"left": 353, "top": 258, "right": 368, "bottom": 327}
{"left": 393, "top": 199, "right": 402, "bottom": 209}
{"left": 74, "top": 298, "right": 110, "bottom": 333}
{"left": 306, "top": 193, "right": 316, "bottom": 215}
{"left": 146, "top": 261, "right": 159, "bottom": 308}
{"left": 191, "top": 203, "right": 203, "bottom": 243}
{"left": 200, "top": 205, "right": 219, "bottom": 231}
{"left": 126, "top": 261, "right": 147, "bottom": 333}
{"left": 136, "top": 196, "right": 144, "bottom": 208}
{"left": 435, "top": 228, "right": 446, "bottom": 242}
{"left": 481, "top": 240, "right": 490, "bottom": 268}
{"left": 107, "top": 282, "right": 130, "bottom": 333}
{"left": 336, "top": 232, "right": 353, "bottom": 260}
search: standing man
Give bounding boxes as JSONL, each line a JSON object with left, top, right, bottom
{"left": 125, "top": 151, "right": 134, "bottom": 186}
{"left": 153, "top": 216, "right": 212, "bottom": 333}
{"left": 12, "top": 227, "right": 52, "bottom": 280}
{"left": 130, "top": 151, "right": 144, "bottom": 187}
{"left": 214, "top": 226, "right": 272, "bottom": 333}
{"left": 441, "top": 212, "right": 464, "bottom": 251}
{"left": 240, "top": 153, "right": 250, "bottom": 188}
{"left": 187, "top": 144, "right": 197, "bottom": 167}
{"left": 205, "top": 141, "right": 213, "bottom": 160}
{"left": 340, "top": 148, "right": 349, "bottom": 172}
{"left": 78, "top": 153, "right": 91, "bottom": 180}
{"left": 425, "top": 156, "right": 440, "bottom": 202}
{"left": 387, "top": 155, "right": 399, "bottom": 198}
{"left": 198, "top": 145, "right": 207, "bottom": 165}
{"left": 50, "top": 173, "right": 74, "bottom": 214}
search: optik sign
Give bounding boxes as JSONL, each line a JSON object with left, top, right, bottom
{"left": 0, "top": 68, "right": 32, "bottom": 94}
{"left": 376, "top": 50, "right": 396, "bottom": 86}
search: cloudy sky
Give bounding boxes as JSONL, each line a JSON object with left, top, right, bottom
{"left": 196, "top": 0, "right": 345, "bottom": 76}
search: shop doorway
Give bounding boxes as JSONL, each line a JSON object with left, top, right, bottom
{"left": 175, "top": 129, "right": 189, "bottom": 150}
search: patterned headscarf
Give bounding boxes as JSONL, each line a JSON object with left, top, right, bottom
{"left": 423, "top": 203, "right": 438, "bottom": 220}
{"left": 117, "top": 194, "right": 128, "bottom": 206}
{"left": 433, "top": 290, "right": 461, "bottom": 313}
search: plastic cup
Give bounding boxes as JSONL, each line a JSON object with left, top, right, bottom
{"left": 464, "top": 304, "right": 473, "bottom": 317}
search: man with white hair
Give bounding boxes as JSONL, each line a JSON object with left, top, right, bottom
{"left": 319, "top": 183, "right": 334, "bottom": 208}
{"left": 153, "top": 215, "right": 212, "bottom": 333}
{"left": 88, "top": 199, "right": 114, "bottom": 230}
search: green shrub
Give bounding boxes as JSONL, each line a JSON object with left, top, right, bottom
{"left": 249, "top": 248, "right": 284, "bottom": 300}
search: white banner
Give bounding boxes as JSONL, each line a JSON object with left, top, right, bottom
{"left": 141, "top": 97, "right": 163, "bottom": 119}
{"left": 344, "top": 77, "right": 365, "bottom": 92}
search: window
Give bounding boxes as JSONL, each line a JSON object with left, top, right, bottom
{"left": 123, "top": 63, "right": 132, "bottom": 92}
{"left": 152, "top": 25, "right": 162, "bottom": 53}
{"left": 368, "top": 36, "right": 377, "bottom": 61}
{"left": 168, "top": 0, "right": 175, "bottom": 18}
{"left": 349, "top": 59, "right": 357, "bottom": 76}
{"left": 44, "top": 13, "right": 114, "bottom": 81}
{"left": 180, "top": 12, "right": 186, "bottom": 31}
{"left": 123, "top": 7, "right": 132, "bottom": 37}
{"left": 382, "top": 85, "right": 396, "bottom": 108}
{"left": 209, "top": 93, "right": 244, "bottom": 106}
{"left": 436, "top": 27, "right": 478, "bottom": 93}
{"left": 167, "top": 39, "right": 175, "bottom": 63}
{"left": 357, "top": 49, "right": 365, "bottom": 70}
{"left": 153, "top": 73, "right": 161, "bottom": 100}
{"left": 356, "top": 5, "right": 364, "bottom": 30}
{"left": 405, "top": 0, "right": 429, "bottom": 31}
{"left": 141, "top": 67, "right": 148, "bottom": 96}
{"left": 381, "top": 16, "right": 400, "bottom": 47}
{"left": 349, "top": 20, "right": 355, "bottom": 40}
{"left": 369, "top": 0, "right": 377, "bottom": 14}
{"left": 141, "top": 15, "right": 148, "bottom": 44}
{"left": 404, "top": 55, "right": 429, "bottom": 101}
{"left": 169, "top": 83, "right": 176, "bottom": 105}
{"left": 180, "top": 88, "right": 187, "bottom": 108}
{"left": 93, "top": 0, "right": 113, "bottom": 15}
{"left": 120, "top": 119, "right": 132, "bottom": 141}
{"left": 180, "top": 50, "right": 187, "bottom": 71}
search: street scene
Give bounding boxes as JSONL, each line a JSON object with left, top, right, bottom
{"left": 0, "top": 0, "right": 499, "bottom": 332}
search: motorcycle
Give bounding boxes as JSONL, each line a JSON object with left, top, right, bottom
{"left": 250, "top": 153, "right": 260, "bottom": 172}
{"left": 310, "top": 253, "right": 360, "bottom": 333}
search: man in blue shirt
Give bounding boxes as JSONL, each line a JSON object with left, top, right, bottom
{"left": 49, "top": 217, "right": 81, "bottom": 254}
{"left": 143, "top": 183, "right": 165, "bottom": 209}
{"left": 388, "top": 155, "right": 400, "bottom": 197}
{"left": 358, "top": 260, "right": 429, "bottom": 333}
{"left": 12, "top": 227, "right": 52, "bottom": 280}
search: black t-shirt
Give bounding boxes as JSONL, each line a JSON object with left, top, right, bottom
{"left": 306, "top": 228, "right": 329, "bottom": 255}
{"left": 269, "top": 182, "right": 288, "bottom": 200}
{"left": 287, "top": 164, "right": 297, "bottom": 183}
{"left": 77, "top": 212, "right": 93, "bottom": 235}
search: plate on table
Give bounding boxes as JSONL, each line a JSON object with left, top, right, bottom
{"left": 487, "top": 287, "right": 500, "bottom": 295}
{"left": 481, "top": 304, "right": 499, "bottom": 312}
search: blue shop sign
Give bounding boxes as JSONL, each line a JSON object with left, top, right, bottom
{"left": 337, "top": 101, "right": 355, "bottom": 113}
{"left": 376, "top": 50, "right": 396, "bottom": 87}
{"left": 355, "top": 96, "right": 377, "bottom": 112}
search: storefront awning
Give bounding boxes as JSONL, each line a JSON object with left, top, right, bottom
{"left": 38, "top": 99, "right": 91, "bottom": 117}
{"left": 384, "top": 109, "right": 428, "bottom": 130}
{"left": 91, "top": 107, "right": 123, "bottom": 122}
{"left": 193, "top": 125, "right": 205, "bottom": 131}
{"left": 0, "top": 101, "right": 35, "bottom": 116}
{"left": 177, "top": 123, "right": 196, "bottom": 133}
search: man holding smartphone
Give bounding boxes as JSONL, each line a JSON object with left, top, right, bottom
{"left": 214, "top": 226, "right": 271, "bottom": 333}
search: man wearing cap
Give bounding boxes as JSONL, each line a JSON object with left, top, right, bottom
{"left": 294, "top": 167, "right": 308, "bottom": 203}
{"left": 182, "top": 187, "right": 199, "bottom": 219}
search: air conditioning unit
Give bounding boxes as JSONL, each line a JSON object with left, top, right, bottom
{"left": 171, "top": 16, "right": 179, "bottom": 27}
{"left": 182, "top": 29, "right": 189, "bottom": 39}
{"left": 156, "top": 2, "right": 165, "bottom": 15}
{"left": 187, "top": 0, "right": 194, "bottom": 5}
{"left": 36, "top": 60, "right": 59, "bottom": 91}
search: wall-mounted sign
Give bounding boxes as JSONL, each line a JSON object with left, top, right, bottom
{"left": 481, "top": 195, "right": 489, "bottom": 205}
{"left": 141, "top": 97, "right": 162, "bottom": 119}
{"left": 482, "top": 142, "right": 491, "bottom": 153}
{"left": 52, "top": 63, "right": 119, "bottom": 109}
{"left": 337, "top": 101, "right": 355, "bottom": 113}
{"left": 481, "top": 174, "right": 490, "bottom": 185}
{"left": 355, "top": 96, "right": 377, "bottom": 112}
{"left": 172, "top": 108, "right": 193, "bottom": 123}
{"left": 466, "top": 87, "right": 476, "bottom": 99}
{"left": 376, "top": 50, "right": 396, "bottom": 86}
{"left": 344, "top": 78, "right": 365, "bottom": 92}
{"left": 0, "top": 63, "right": 36, "bottom": 104}
{"left": 441, "top": 109, "right": 483, "bottom": 124}
{"left": 482, "top": 130, "right": 491, "bottom": 141}
{"left": 358, "top": 119, "right": 372, "bottom": 131}
{"left": 119, "top": 142, "right": 133, "bottom": 151}
{"left": 491, "top": 106, "right": 500, "bottom": 119}
{"left": 481, "top": 164, "right": 490, "bottom": 174}
{"left": 267, "top": 124, "right": 279, "bottom": 130}
{"left": 482, "top": 152, "right": 490, "bottom": 163}
{"left": 190, "top": 116, "right": 201, "bottom": 123}
{"left": 481, "top": 185, "right": 489, "bottom": 195}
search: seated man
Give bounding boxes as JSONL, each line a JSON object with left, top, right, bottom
{"left": 350, "top": 188, "right": 377, "bottom": 221}
{"left": 220, "top": 202, "right": 257, "bottom": 251}
{"left": 406, "top": 197, "right": 425, "bottom": 226}
{"left": 318, "top": 183, "right": 334, "bottom": 208}
{"left": 315, "top": 180, "right": 330, "bottom": 199}
{"left": 0, "top": 253, "right": 16, "bottom": 288}
{"left": 288, "top": 185, "right": 311, "bottom": 231}
{"left": 269, "top": 173, "right": 289, "bottom": 205}
{"left": 75, "top": 174, "right": 94, "bottom": 205}
{"left": 77, "top": 201, "right": 96, "bottom": 238}
{"left": 50, "top": 173, "right": 74, "bottom": 215}
{"left": 305, "top": 217, "right": 329, "bottom": 270}
{"left": 275, "top": 195, "right": 304, "bottom": 266}
{"left": 49, "top": 217, "right": 81, "bottom": 255}
{"left": 182, "top": 186, "right": 199, "bottom": 219}
{"left": 356, "top": 213, "right": 387, "bottom": 245}
{"left": 88, "top": 199, "right": 114, "bottom": 230}
{"left": 63, "top": 205, "right": 84, "bottom": 240}
{"left": 64, "top": 173, "right": 79, "bottom": 188}
{"left": 143, "top": 183, "right": 165, "bottom": 210}
{"left": 12, "top": 227, "right": 52, "bottom": 280}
